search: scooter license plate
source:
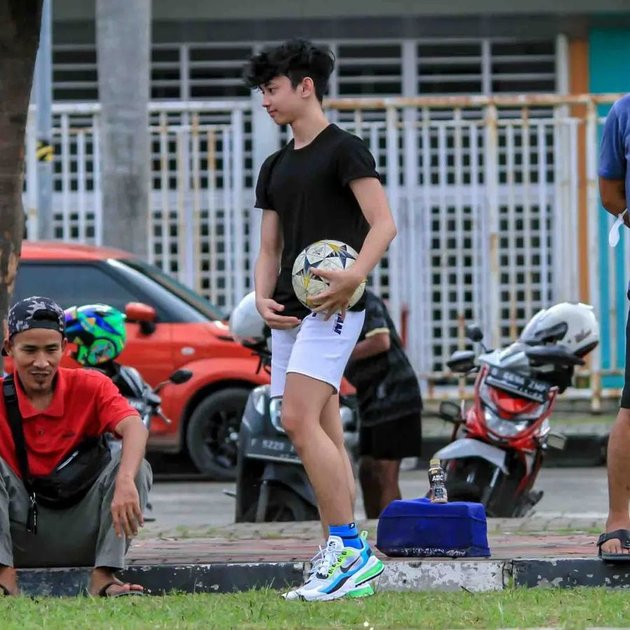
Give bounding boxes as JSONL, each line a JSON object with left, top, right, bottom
{"left": 486, "top": 366, "right": 551, "bottom": 403}
{"left": 248, "top": 437, "right": 302, "bottom": 463}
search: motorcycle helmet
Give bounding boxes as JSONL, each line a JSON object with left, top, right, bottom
{"left": 519, "top": 302, "right": 600, "bottom": 357}
{"left": 64, "top": 303, "right": 127, "bottom": 366}
{"left": 229, "top": 291, "right": 267, "bottom": 346}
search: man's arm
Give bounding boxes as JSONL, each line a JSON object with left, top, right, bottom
{"left": 111, "top": 415, "right": 148, "bottom": 538}
{"left": 348, "top": 177, "right": 397, "bottom": 279}
{"left": 599, "top": 177, "right": 628, "bottom": 223}
{"left": 255, "top": 209, "right": 301, "bottom": 329}
{"left": 312, "top": 178, "right": 397, "bottom": 316}
{"left": 350, "top": 330, "right": 391, "bottom": 361}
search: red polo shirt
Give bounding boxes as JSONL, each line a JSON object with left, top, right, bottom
{"left": 0, "top": 367, "right": 138, "bottom": 478}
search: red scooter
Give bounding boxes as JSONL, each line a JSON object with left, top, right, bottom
{"left": 434, "top": 305, "right": 599, "bottom": 517}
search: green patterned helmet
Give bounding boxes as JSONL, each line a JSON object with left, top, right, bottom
{"left": 64, "top": 304, "right": 127, "bottom": 366}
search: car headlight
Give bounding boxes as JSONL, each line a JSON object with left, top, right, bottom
{"left": 485, "top": 410, "right": 529, "bottom": 437}
{"left": 269, "top": 397, "right": 284, "bottom": 434}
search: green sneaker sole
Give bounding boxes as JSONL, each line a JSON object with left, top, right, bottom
{"left": 346, "top": 583, "right": 375, "bottom": 598}
{"left": 355, "top": 558, "right": 385, "bottom": 586}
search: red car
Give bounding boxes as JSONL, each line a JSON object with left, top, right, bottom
{"left": 11, "top": 241, "right": 269, "bottom": 479}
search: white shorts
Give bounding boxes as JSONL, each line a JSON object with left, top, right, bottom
{"left": 270, "top": 310, "right": 365, "bottom": 398}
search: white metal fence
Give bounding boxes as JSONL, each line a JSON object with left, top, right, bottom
{"left": 22, "top": 94, "right": 624, "bottom": 402}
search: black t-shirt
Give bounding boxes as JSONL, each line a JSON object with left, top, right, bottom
{"left": 254, "top": 124, "right": 379, "bottom": 318}
{"left": 345, "top": 291, "right": 423, "bottom": 426}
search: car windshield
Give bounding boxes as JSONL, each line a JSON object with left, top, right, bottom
{"left": 112, "top": 258, "right": 226, "bottom": 322}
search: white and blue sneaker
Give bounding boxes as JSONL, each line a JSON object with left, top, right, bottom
{"left": 284, "top": 532, "right": 384, "bottom": 602}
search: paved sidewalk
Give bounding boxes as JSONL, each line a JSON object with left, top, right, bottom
{"left": 18, "top": 515, "right": 628, "bottom": 597}
{"left": 129, "top": 517, "right": 602, "bottom": 566}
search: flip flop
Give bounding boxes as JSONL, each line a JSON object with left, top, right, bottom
{"left": 597, "top": 529, "right": 630, "bottom": 562}
{"left": 96, "top": 581, "right": 145, "bottom": 598}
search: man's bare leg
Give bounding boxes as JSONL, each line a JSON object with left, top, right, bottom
{"left": 601, "top": 407, "right": 630, "bottom": 555}
{"left": 358, "top": 456, "right": 382, "bottom": 519}
{"left": 0, "top": 566, "right": 18, "bottom": 595}
{"left": 281, "top": 374, "right": 353, "bottom": 528}
{"left": 359, "top": 457, "right": 402, "bottom": 519}
{"left": 318, "top": 394, "right": 356, "bottom": 536}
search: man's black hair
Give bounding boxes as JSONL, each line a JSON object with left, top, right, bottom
{"left": 243, "top": 38, "right": 335, "bottom": 103}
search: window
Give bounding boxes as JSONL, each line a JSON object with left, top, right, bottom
{"left": 13, "top": 263, "right": 139, "bottom": 313}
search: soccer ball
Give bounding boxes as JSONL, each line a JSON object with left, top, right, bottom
{"left": 291, "top": 239, "right": 366, "bottom": 310}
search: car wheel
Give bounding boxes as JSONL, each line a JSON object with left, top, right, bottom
{"left": 186, "top": 387, "right": 250, "bottom": 480}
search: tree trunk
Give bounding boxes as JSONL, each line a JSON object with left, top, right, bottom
{"left": 0, "top": 0, "right": 43, "bottom": 360}
{"left": 96, "top": 0, "right": 151, "bottom": 259}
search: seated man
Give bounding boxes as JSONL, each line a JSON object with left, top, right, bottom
{"left": 0, "top": 296, "right": 152, "bottom": 597}
{"left": 345, "top": 290, "right": 423, "bottom": 518}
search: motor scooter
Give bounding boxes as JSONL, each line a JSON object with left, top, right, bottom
{"left": 434, "top": 316, "right": 597, "bottom": 517}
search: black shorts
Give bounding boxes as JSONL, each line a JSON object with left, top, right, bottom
{"left": 622, "top": 310, "right": 630, "bottom": 408}
{"left": 358, "top": 413, "right": 422, "bottom": 460}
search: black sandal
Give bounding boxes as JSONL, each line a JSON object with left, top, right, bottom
{"left": 96, "top": 581, "right": 145, "bottom": 598}
{"left": 597, "top": 529, "right": 630, "bottom": 562}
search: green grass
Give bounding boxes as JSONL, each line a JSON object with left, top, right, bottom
{"left": 1, "top": 587, "right": 630, "bottom": 629}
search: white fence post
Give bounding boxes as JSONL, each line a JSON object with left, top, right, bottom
{"left": 483, "top": 103, "right": 501, "bottom": 350}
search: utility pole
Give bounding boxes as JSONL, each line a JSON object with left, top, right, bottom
{"left": 34, "top": 0, "right": 53, "bottom": 240}
{"left": 96, "top": 0, "right": 151, "bottom": 258}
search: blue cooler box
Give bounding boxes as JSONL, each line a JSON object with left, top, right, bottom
{"left": 376, "top": 498, "right": 490, "bottom": 558}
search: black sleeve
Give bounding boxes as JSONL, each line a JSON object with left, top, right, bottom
{"left": 336, "top": 134, "right": 380, "bottom": 187}
{"left": 254, "top": 154, "right": 276, "bottom": 210}
{"left": 362, "top": 293, "right": 389, "bottom": 337}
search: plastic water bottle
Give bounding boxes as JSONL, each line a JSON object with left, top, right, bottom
{"left": 428, "top": 458, "right": 448, "bottom": 504}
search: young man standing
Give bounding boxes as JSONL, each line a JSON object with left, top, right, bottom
{"left": 244, "top": 39, "right": 397, "bottom": 600}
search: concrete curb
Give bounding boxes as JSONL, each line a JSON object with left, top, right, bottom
{"left": 15, "top": 557, "right": 630, "bottom": 596}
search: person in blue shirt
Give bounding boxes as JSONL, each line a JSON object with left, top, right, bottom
{"left": 597, "top": 94, "right": 630, "bottom": 562}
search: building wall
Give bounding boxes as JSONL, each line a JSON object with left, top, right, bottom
{"left": 55, "top": 0, "right": 630, "bottom": 21}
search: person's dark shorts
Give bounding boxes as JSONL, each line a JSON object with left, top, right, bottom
{"left": 622, "top": 310, "right": 630, "bottom": 408}
{"left": 358, "top": 413, "right": 422, "bottom": 460}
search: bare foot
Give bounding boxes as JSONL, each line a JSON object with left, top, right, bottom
{"left": 600, "top": 517, "right": 630, "bottom": 555}
{"left": 0, "top": 566, "right": 19, "bottom": 596}
{"left": 89, "top": 567, "right": 144, "bottom": 597}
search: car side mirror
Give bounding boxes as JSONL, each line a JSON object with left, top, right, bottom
{"left": 125, "top": 302, "right": 157, "bottom": 336}
{"left": 170, "top": 369, "right": 192, "bottom": 385}
{"left": 446, "top": 350, "right": 476, "bottom": 373}
{"left": 465, "top": 323, "right": 484, "bottom": 343}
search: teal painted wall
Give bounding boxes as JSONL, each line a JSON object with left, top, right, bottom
{"left": 589, "top": 28, "right": 630, "bottom": 387}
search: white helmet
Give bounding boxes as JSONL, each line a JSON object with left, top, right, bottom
{"left": 229, "top": 291, "right": 266, "bottom": 346}
{"left": 520, "top": 302, "right": 599, "bottom": 357}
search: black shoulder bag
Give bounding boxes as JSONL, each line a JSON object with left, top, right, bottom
{"left": 2, "top": 375, "right": 111, "bottom": 533}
